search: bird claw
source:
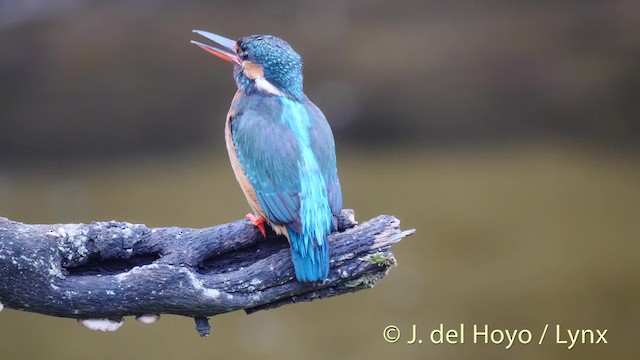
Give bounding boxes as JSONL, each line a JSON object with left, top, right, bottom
{"left": 246, "top": 213, "right": 267, "bottom": 237}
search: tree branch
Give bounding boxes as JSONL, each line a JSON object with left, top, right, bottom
{"left": 0, "top": 210, "right": 413, "bottom": 336}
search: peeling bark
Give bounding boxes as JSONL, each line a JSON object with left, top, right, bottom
{"left": 0, "top": 210, "right": 413, "bottom": 335}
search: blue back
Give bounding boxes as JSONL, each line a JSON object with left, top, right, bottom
{"left": 230, "top": 92, "right": 341, "bottom": 281}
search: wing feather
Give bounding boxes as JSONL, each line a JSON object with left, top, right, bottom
{"left": 230, "top": 95, "right": 302, "bottom": 229}
{"left": 230, "top": 94, "right": 342, "bottom": 233}
{"left": 304, "top": 97, "right": 343, "bottom": 216}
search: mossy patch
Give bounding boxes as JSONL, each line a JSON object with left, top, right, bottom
{"left": 360, "top": 252, "right": 396, "bottom": 267}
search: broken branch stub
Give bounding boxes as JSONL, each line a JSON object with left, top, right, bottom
{"left": 0, "top": 210, "right": 414, "bottom": 335}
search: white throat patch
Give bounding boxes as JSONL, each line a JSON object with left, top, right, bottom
{"left": 255, "top": 77, "right": 285, "bottom": 97}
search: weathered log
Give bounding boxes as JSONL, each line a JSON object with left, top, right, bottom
{"left": 0, "top": 210, "right": 413, "bottom": 336}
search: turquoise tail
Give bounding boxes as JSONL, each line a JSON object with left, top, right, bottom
{"left": 288, "top": 228, "right": 329, "bottom": 282}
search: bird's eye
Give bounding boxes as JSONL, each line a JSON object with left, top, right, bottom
{"left": 238, "top": 45, "right": 249, "bottom": 61}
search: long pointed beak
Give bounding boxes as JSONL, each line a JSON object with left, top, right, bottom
{"left": 191, "top": 30, "right": 241, "bottom": 65}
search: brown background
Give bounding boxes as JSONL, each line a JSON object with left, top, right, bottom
{"left": 0, "top": 1, "right": 638, "bottom": 359}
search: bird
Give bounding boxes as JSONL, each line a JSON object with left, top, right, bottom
{"left": 191, "top": 30, "right": 342, "bottom": 282}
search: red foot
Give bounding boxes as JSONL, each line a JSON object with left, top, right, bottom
{"left": 246, "top": 213, "right": 267, "bottom": 237}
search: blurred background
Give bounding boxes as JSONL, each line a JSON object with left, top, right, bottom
{"left": 0, "top": 0, "right": 638, "bottom": 359}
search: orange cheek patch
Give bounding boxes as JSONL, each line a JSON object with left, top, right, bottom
{"left": 243, "top": 61, "right": 264, "bottom": 80}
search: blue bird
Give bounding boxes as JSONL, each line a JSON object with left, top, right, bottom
{"left": 191, "top": 30, "right": 342, "bottom": 282}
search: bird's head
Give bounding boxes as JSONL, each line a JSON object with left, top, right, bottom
{"left": 192, "top": 30, "right": 304, "bottom": 100}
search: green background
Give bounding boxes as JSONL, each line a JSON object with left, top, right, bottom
{"left": 1, "top": 1, "right": 638, "bottom": 359}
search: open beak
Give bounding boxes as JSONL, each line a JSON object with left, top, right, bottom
{"left": 191, "top": 30, "right": 241, "bottom": 65}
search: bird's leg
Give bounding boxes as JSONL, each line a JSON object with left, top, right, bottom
{"left": 246, "top": 213, "right": 267, "bottom": 237}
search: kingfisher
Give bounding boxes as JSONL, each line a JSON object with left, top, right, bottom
{"left": 191, "top": 30, "right": 342, "bottom": 282}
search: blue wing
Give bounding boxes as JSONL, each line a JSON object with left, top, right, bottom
{"left": 230, "top": 93, "right": 342, "bottom": 281}
{"left": 230, "top": 94, "right": 303, "bottom": 230}
{"left": 231, "top": 94, "right": 341, "bottom": 230}
{"left": 304, "top": 97, "right": 342, "bottom": 219}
